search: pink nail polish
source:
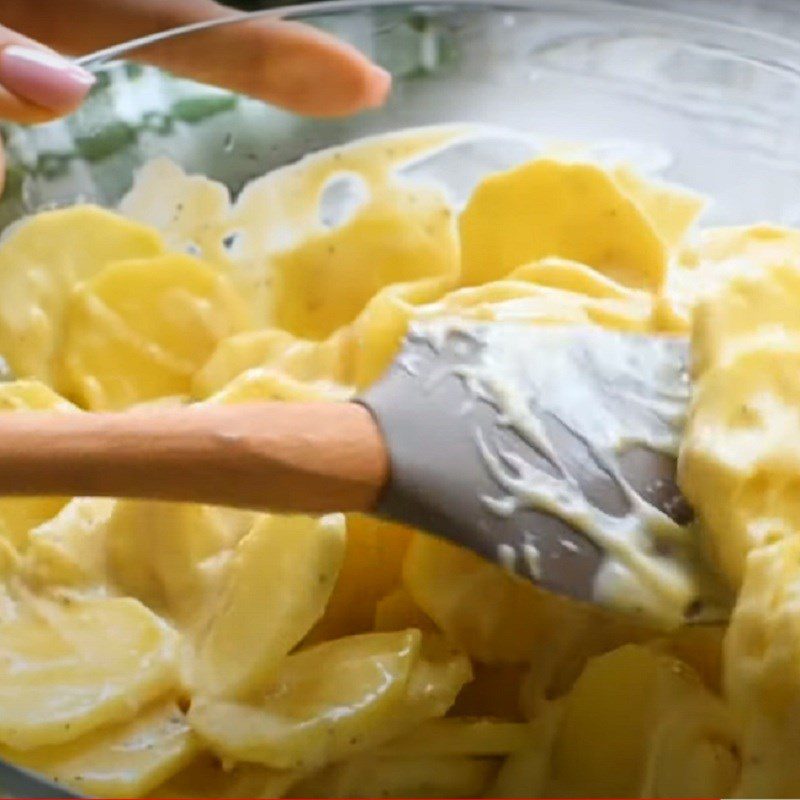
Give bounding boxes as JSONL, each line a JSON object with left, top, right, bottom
{"left": 0, "top": 45, "right": 95, "bottom": 112}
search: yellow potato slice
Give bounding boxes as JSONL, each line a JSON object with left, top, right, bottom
{"left": 379, "top": 718, "right": 530, "bottom": 757}
{"left": 612, "top": 165, "right": 706, "bottom": 250}
{"left": 414, "top": 273, "right": 654, "bottom": 334}
{"left": 2, "top": 700, "right": 199, "bottom": 798}
{"left": 680, "top": 343, "right": 800, "bottom": 585}
{"left": 693, "top": 262, "right": 800, "bottom": 375}
{"left": 450, "top": 662, "right": 527, "bottom": 720}
{"left": 724, "top": 538, "right": 800, "bottom": 796}
{"left": 63, "top": 254, "right": 250, "bottom": 409}
{"left": 207, "top": 367, "right": 349, "bottom": 405}
{"left": 0, "top": 206, "right": 164, "bottom": 387}
{"left": 193, "top": 328, "right": 348, "bottom": 398}
{"left": 150, "top": 752, "right": 301, "bottom": 799}
{"left": 459, "top": 159, "right": 667, "bottom": 290}
{"left": 0, "top": 380, "right": 77, "bottom": 549}
{"left": 651, "top": 624, "right": 725, "bottom": 693}
{"left": 0, "top": 595, "right": 178, "bottom": 749}
{"left": 487, "top": 703, "right": 563, "bottom": 798}
{"left": 545, "top": 645, "right": 739, "bottom": 798}
{"left": 271, "top": 192, "right": 458, "bottom": 341}
{"left": 305, "top": 515, "right": 412, "bottom": 645}
{"left": 373, "top": 587, "right": 436, "bottom": 634}
{"left": 289, "top": 754, "right": 496, "bottom": 799}
{"left": 187, "top": 513, "right": 345, "bottom": 699}
{"left": 105, "top": 500, "right": 254, "bottom": 624}
{"left": 189, "top": 629, "right": 421, "bottom": 770}
{"left": 665, "top": 224, "right": 800, "bottom": 327}
{"left": 403, "top": 533, "right": 581, "bottom": 663}
{"left": 349, "top": 278, "right": 449, "bottom": 389}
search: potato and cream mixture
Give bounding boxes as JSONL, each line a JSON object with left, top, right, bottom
{"left": 0, "top": 126, "right": 795, "bottom": 797}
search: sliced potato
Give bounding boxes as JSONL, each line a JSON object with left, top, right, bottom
{"left": 188, "top": 629, "right": 421, "bottom": 770}
{"left": 373, "top": 587, "right": 436, "bottom": 633}
{"left": 63, "top": 254, "right": 250, "bottom": 409}
{"left": 105, "top": 500, "right": 253, "bottom": 624}
{"left": 22, "top": 497, "right": 116, "bottom": 588}
{"left": 0, "top": 380, "right": 77, "bottom": 549}
{"left": 150, "top": 752, "right": 301, "bottom": 799}
{"left": 189, "top": 631, "right": 469, "bottom": 772}
{"left": 545, "top": 645, "right": 739, "bottom": 798}
{"left": 612, "top": 165, "right": 706, "bottom": 251}
{"left": 187, "top": 513, "right": 345, "bottom": 699}
{"left": 0, "top": 595, "right": 178, "bottom": 749}
{"left": 488, "top": 703, "right": 563, "bottom": 798}
{"left": 2, "top": 700, "right": 199, "bottom": 798}
{"left": 403, "top": 533, "right": 580, "bottom": 663}
{"left": 380, "top": 718, "right": 530, "bottom": 757}
{"left": 193, "top": 328, "right": 348, "bottom": 399}
{"left": 305, "top": 515, "right": 412, "bottom": 645}
{"left": 459, "top": 159, "right": 667, "bottom": 290}
{"left": 289, "top": 754, "right": 496, "bottom": 799}
{"left": 0, "top": 206, "right": 164, "bottom": 387}
{"left": 207, "top": 366, "right": 349, "bottom": 405}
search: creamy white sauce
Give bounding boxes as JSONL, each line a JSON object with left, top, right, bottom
{"left": 412, "top": 321, "right": 728, "bottom": 626}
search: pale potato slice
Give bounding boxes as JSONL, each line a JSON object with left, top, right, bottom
{"left": 190, "top": 630, "right": 470, "bottom": 773}
{"left": 459, "top": 159, "right": 667, "bottom": 290}
{"left": 0, "top": 380, "right": 77, "bottom": 549}
{"left": 189, "top": 629, "right": 421, "bottom": 770}
{"left": 401, "top": 633, "right": 473, "bottom": 723}
{"left": 289, "top": 755, "right": 496, "bottom": 799}
{"left": 63, "top": 254, "right": 250, "bottom": 409}
{"left": 22, "top": 497, "right": 116, "bottom": 588}
{"left": 0, "top": 206, "right": 164, "bottom": 387}
{"left": 104, "top": 500, "right": 253, "bottom": 624}
{"left": 2, "top": 700, "right": 200, "bottom": 798}
{"left": 0, "top": 595, "right": 178, "bottom": 749}
{"left": 150, "top": 753, "right": 301, "bottom": 799}
{"left": 187, "top": 513, "right": 345, "bottom": 699}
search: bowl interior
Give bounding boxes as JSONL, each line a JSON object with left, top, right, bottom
{"left": 1, "top": 1, "right": 799, "bottom": 796}
{"left": 3, "top": 0, "right": 800, "bottom": 233}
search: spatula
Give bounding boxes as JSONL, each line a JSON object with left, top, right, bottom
{"left": 0, "top": 323, "right": 722, "bottom": 623}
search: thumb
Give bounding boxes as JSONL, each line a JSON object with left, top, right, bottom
{"left": 0, "top": 25, "right": 94, "bottom": 124}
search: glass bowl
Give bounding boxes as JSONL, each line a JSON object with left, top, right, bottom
{"left": 1, "top": 0, "right": 800, "bottom": 795}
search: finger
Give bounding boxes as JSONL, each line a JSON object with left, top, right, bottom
{"left": 134, "top": 19, "right": 391, "bottom": 118}
{"left": 0, "top": 24, "right": 94, "bottom": 124}
{"left": 0, "top": 0, "right": 390, "bottom": 117}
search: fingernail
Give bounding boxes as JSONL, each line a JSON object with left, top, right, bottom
{"left": 363, "top": 65, "right": 392, "bottom": 109}
{"left": 0, "top": 45, "right": 95, "bottom": 112}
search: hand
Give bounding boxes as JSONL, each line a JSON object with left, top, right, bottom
{"left": 0, "top": 0, "right": 392, "bottom": 189}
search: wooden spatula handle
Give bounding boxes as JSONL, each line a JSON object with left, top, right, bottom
{"left": 0, "top": 402, "right": 388, "bottom": 513}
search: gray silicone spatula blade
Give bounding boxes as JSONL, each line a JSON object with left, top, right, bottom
{"left": 359, "top": 323, "right": 729, "bottom": 625}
